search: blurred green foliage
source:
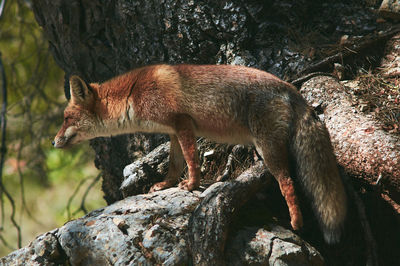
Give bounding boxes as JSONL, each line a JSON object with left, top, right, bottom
{"left": 0, "top": 0, "right": 104, "bottom": 256}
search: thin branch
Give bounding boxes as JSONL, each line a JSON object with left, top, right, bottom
{"left": 17, "top": 138, "right": 45, "bottom": 227}
{"left": 66, "top": 178, "right": 87, "bottom": 220}
{"left": 71, "top": 173, "right": 101, "bottom": 216}
{"left": 0, "top": 233, "right": 14, "bottom": 251}
{"left": 0, "top": 0, "right": 5, "bottom": 233}
{"left": 290, "top": 26, "right": 400, "bottom": 82}
{"left": 0, "top": 52, "right": 22, "bottom": 248}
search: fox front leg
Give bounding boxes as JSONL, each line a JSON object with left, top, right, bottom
{"left": 149, "top": 115, "right": 200, "bottom": 192}
{"left": 174, "top": 115, "right": 201, "bottom": 191}
{"left": 149, "top": 134, "right": 185, "bottom": 192}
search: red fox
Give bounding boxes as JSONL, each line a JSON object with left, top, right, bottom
{"left": 53, "top": 64, "right": 347, "bottom": 244}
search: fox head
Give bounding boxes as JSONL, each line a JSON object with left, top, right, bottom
{"left": 53, "top": 76, "right": 99, "bottom": 148}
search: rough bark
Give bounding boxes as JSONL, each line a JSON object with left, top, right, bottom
{"left": 380, "top": 32, "right": 400, "bottom": 78}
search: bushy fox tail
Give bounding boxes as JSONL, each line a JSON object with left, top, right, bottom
{"left": 291, "top": 109, "right": 347, "bottom": 244}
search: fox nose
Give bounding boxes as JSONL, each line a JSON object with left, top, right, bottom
{"left": 51, "top": 140, "right": 55, "bottom": 146}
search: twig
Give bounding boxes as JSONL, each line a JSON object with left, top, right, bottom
{"left": 291, "top": 72, "right": 338, "bottom": 88}
{"left": 216, "top": 145, "right": 246, "bottom": 182}
{"left": 0, "top": 233, "right": 14, "bottom": 251}
{"left": 0, "top": 52, "right": 22, "bottom": 248}
{"left": 0, "top": 0, "right": 4, "bottom": 232}
{"left": 290, "top": 26, "right": 400, "bottom": 81}
{"left": 17, "top": 138, "right": 45, "bottom": 226}
{"left": 66, "top": 178, "right": 87, "bottom": 220}
{"left": 77, "top": 173, "right": 101, "bottom": 215}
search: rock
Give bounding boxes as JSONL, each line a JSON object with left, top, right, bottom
{"left": 121, "top": 142, "right": 170, "bottom": 197}
{"left": 2, "top": 189, "right": 200, "bottom": 265}
{"left": 57, "top": 188, "right": 199, "bottom": 265}
{"left": 226, "top": 226, "right": 324, "bottom": 266}
{"left": 1, "top": 186, "right": 324, "bottom": 265}
{"left": 0, "top": 230, "right": 65, "bottom": 266}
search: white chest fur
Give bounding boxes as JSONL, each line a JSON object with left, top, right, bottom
{"left": 102, "top": 104, "right": 174, "bottom": 136}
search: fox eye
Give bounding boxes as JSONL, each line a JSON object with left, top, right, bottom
{"left": 64, "top": 116, "right": 72, "bottom": 122}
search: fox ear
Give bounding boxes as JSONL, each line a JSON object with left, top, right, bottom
{"left": 69, "top": 75, "right": 93, "bottom": 105}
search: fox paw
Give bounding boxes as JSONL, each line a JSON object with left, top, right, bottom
{"left": 178, "top": 179, "right": 199, "bottom": 191}
{"left": 149, "top": 181, "right": 172, "bottom": 193}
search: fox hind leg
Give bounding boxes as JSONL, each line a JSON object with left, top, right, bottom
{"left": 149, "top": 134, "right": 185, "bottom": 192}
{"left": 254, "top": 139, "right": 303, "bottom": 231}
{"left": 249, "top": 98, "right": 303, "bottom": 230}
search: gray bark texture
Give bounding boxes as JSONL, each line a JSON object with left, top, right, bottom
{"left": 11, "top": 0, "right": 398, "bottom": 265}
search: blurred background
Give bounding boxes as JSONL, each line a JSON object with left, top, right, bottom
{"left": 1, "top": 0, "right": 399, "bottom": 262}
{"left": 0, "top": 0, "right": 105, "bottom": 256}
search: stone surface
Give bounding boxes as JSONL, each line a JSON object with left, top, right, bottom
{"left": 121, "top": 142, "right": 170, "bottom": 197}
{"left": 2, "top": 188, "right": 200, "bottom": 265}
{"left": 58, "top": 188, "right": 200, "bottom": 265}
{"left": 226, "top": 226, "right": 324, "bottom": 266}
{"left": 0, "top": 230, "right": 65, "bottom": 266}
{"left": 1, "top": 186, "right": 325, "bottom": 265}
